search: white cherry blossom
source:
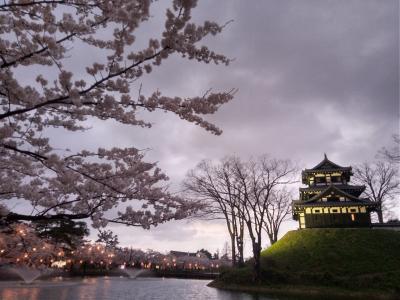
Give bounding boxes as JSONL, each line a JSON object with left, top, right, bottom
{"left": 0, "top": 0, "right": 235, "bottom": 229}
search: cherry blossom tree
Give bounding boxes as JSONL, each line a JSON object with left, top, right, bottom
{"left": 0, "top": 1, "right": 234, "bottom": 229}
{"left": 0, "top": 223, "right": 61, "bottom": 267}
{"left": 74, "top": 242, "right": 115, "bottom": 269}
{"left": 113, "top": 247, "right": 146, "bottom": 267}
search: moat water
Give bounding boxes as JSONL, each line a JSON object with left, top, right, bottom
{"left": 0, "top": 277, "right": 281, "bottom": 300}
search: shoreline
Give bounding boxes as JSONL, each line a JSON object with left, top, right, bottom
{"left": 208, "top": 281, "right": 400, "bottom": 300}
{"left": 0, "top": 267, "right": 217, "bottom": 281}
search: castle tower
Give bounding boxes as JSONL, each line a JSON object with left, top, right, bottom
{"left": 292, "top": 154, "right": 378, "bottom": 229}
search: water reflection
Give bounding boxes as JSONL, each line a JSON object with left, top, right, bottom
{"left": 0, "top": 277, "right": 278, "bottom": 300}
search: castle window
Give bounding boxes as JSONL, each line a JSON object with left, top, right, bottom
{"left": 315, "top": 176, "right": 326, "bottom": 185}
{"left": 351, "top": 214, "right": 355, "bottom": 221}
{"left": 331, "top": 176, "right": 340, "bottom": 183}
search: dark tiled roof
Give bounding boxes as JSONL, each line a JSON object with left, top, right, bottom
{"left": 299, "top": 184, "right": 365, "bottom": 192}
{"left": 295, "top": 184, "right": 374, "bottom": 205}
{"left": 303, "top": 154, "right": 351, "bottom": 173}
{"left": 303, "top": 167, "right": 352, "bottom": 173}
{"left": 307, "top": 185, "right": 359, "bottom": 202}
{"left": 292, "top": 200, "right": 377, "bottom": 207}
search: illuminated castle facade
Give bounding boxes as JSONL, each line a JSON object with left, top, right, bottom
{"left": 292, "top": 154, "right": 377, "bottom": 229}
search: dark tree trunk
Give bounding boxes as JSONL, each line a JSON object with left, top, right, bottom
{"left": 269, "top": 230, "right": 278, "bottom": 245}
{"left": 230, "top": 234, "right": 237, "bottom": 266}
{"left": 252, "top": 242, "right": 261, "bottom": 282}
{"left": 377, "top": 208, "right": 384, "bottom": 224}
{"left": 236, "top": 225, "right": 245, "bottom": 267}
{"left": 267, "top": 233, "right": 275, "bottom": 246}
{"left": 237, "top": 240, "right": 244, "bottom": 266}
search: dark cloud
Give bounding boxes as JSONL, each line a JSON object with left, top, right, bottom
{"left": 36, "top": 0, "right": 399, "bottom": 253}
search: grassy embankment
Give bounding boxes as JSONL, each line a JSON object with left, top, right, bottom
{"left": 210, "top": 228, "right": 400, "bottom": 299}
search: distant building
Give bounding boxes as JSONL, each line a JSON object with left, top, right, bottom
{"left": 167, "top": 250, "right": 230, "bottom": 270}
{"left": 169, "top": 251, "right": 210, "bottom": 260}
{"left": 292, "top": 154, "right": 378, "bottom": 229}
{"left": 169, "top": 251, "right": 197, "bottom": 258}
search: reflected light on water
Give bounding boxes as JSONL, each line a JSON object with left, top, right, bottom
{"left": 0, "top": 277, "right": 277, "bottom": 300}
{"left": 2, "top": 287, "right": 39, "bottom": 300}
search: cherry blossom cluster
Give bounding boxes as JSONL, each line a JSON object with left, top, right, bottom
{"left": 0, "top": 223, "right": 62, "bottom": 267}
{"left": 72, "top": 242, "right": 115, "bottom": 267}
{"left": 0, "top": 1, "right": 234, "bottom": 228}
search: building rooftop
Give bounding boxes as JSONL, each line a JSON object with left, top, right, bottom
{"left": 299, "top": 184, "right": 365, "bottom": 192}
{"left": 303, "top": 154, "right": 352, "bottom": 173}
{"left": 300, "top": 184, "right": 370, "bottom": 203}
{"left": 292, "top": 200, "right": 377, "bottom": 207}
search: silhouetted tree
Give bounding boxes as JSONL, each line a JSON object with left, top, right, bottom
{"left": 379, "top": 134, "right": 400, "bottom": 164}
{"left": 34, "top": 219, "right": 89, "bottom": 250}
{"left": 186, "top": 155, "right": 296, "bottom": 281}
{"left": 262, "top": 188, "right": 293, "bottom": 245}
{"left": 231, "top": 156, "right": 296, "bottom": 282}
{"left": 197, "top": 249, "right": 212, "bottom": 260}
{"left": 185, "top": 158, "right": 245, "bottom": 266}
{"left": 97, "top": 229, "right": 119, "bottom": 249}
{"left": 353, "top": 161, "right": 399, "bottom": 223}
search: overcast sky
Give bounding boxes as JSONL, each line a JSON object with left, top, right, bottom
{"left": 34, "top": 0, "right": 399, "bottom": 256}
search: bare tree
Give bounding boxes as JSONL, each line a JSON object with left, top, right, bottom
{"left": 185, "top": 155, "right": 296, "bottom": 278}
{"left": 353, "top": 161, "right": 400, "bottom": 223}
{"left": 262, "top": 188, "right": 293, "bottom": 245}
{"left": 184, "top": 159, "right": 245, "bottom": 266}
{"left": 231, "top": 156, "right": 296, "bottom": 282}
{"left": 379, "top": 134, "right": 400, "bottom": 164}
